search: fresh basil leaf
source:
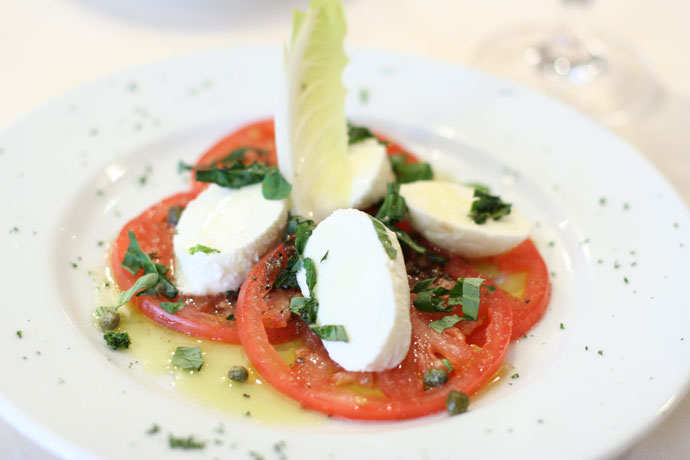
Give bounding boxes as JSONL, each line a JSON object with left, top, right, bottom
{"left": 178, "top": 161, "right": 194, "bottom": 173}
{"left": 412, "top": 277, "right": 436, "bottom": 293}
{"left": 429, "top": 315, "right": 468, "bottom": 334}
{"left": 188, "top": 244, "right": 220, "bottom": 255}
{"left": 295, "top": 220, "right": 316, "bottom": 255}
{"left": 160, "top": 300, "right": 185, "bottom": 314}
{"left": 284, "top": 215, "right": 314, "bottom": 240}
{"left": 370, "top": 217, "right": 397, "bottom": 259}
{"left": 347, "top": 123, "right": 376, "bottom": 144}
{"left": 443, "top": 358, "right": 454, "bottom": 373}
{"left": 104, "top": 331, "right": 131, "bottom": 350}
{"left": 216, "top": 147, "right": 248, "bottom": 164}
{"left": 122, "top": 231, "right": 157, "bottom": 275}
{"left": 393, "top": 228, "right": 426, "bottom": 253}
{"left": 413, "top": 287, "right": 453, "bottom": 312}
{"left": 172, "top": 346, "right": 204, "bottom": 370}
{"left": 389, "top": 154, "right": 433, "bottom": 184}
{"left": 289, "top": 296, "right": 319, "bottom": 324}
{"left": 114, "top": 272, "right": 159, "bottom": 307}
{"left": 262, "top": 170, "right": 292, "bottom": 200}
{"left": 469, "top": 189, "right": 512, "bottom": 224}
{"left": 195, "top": 162, "right": 273, "bottom": 189}
{"left": 428, "top": 253, "right": 450, "bottom": 264}
{"left": 309, "top": 324, "right": 349, "bottom": 342}
{"left": 273, "top": 254, "right": 302, "bottom": 289}
{"left": 303, "top": 257, "right": 317, "bottom": 297}
{"left": 447, "top": 278, "right": 484, "bottom": 320}
{"left": 320, "top": 250, "right": 329, "bottom": 262}
{"left": 375, "top": 182, "right": 407, "bottom": 226}
{"left": 137, "top": 272, "right": 177, "bottom": 299}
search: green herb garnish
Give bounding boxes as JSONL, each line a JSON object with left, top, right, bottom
{"left": 347, "top": 123, "right": 376, "bottom": 144}
{"left": 188, "top": 244, "right": 220, "bottom": 255}
{"left": 262, "top": 169, "right": 292, "bottom": 200}
{"left": 160, "top": 300, "right": 185, "bottom": 314}
{"left": 469, "top": 189, "right": 512, "bottom": 224}
{"left": 412, "top": 277, "right": 484, "bottom": 318}
{"left": 294, "top": 219, "right": 316, "bottom": 255}
{"left": 370, "top": 216, "right": 397, "bottom": 259}
{"left": 168, "top": 434, "right": 206, "bottom": 450}
{"left": 104, "top": 331, "right": 131, "bottom": 350}
{"left": 429, "top": 315, "right": 465, "bottom": 334}
{"left": 289, "top": 297, "right": 319, "bottom": 324}
{"left": 172, "top": 346, "right": 204, "bottom": 370}
{"left": 303, "top": 257, "right": 317, "bottom": 296}
{"left": 195, "top": 162, "right": 291, "bottom": 200}
{"left": 389, "top": 154, "right": 433, "bottom": 184}
{"left": 121, "top": 231, "right": 178, "bottom": 299}
{"left": 309, "top": 325, "right": 349, "bottom": 342}
{"left": 273, "top": 254, "right": 302, "bottom": 290}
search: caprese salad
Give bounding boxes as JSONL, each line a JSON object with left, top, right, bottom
{"left": 96, "top": 0, "right": 550, "bottom": 421}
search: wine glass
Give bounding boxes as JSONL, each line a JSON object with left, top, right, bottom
{"left": 472, "top": 0, "right": 659, "bottom": 125}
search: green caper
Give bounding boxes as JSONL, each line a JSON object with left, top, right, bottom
{"left": 98, "top": 310, "right": 120, "bottom": 331}
{"left": 167, "top": 205, "right": 184, "bottom": 226}
{"left": 445, "top": 390, "right": 470, "bottom": 415}
{"left": 423, "top": 368, "right": 448, "bottom": 388}
{"left": 227, "top": 365, "right": 249, "bottom": 382}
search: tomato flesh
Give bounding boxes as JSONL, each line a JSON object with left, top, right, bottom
{"left": 474, "top": 239, "right": 551, "bottom": 341}
{"left": 236, "top": 245, "right": 513, "bottom": 420}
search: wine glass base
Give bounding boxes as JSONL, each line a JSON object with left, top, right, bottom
{"left": 472, "top": 26, "right": 660, "bottom": 125}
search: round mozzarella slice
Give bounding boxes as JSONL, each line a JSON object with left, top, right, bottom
{"left": 348, "top": 138, "right": 395, "bottom": 209}
{"left": 296, "top": 208, "right": 411, "bottom": 372}
{"left": 400, "top": 181, "right": 530, "bottom": 258}
{"left": 174, "top": 183, "right": 288, "bottom": 295}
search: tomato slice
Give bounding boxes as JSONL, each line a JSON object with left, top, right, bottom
{"left": 474, "top": 239, "right": 551, "bottom": 341}
{"left": 190, "top": 119, "right": 277, "bottom": 194}
{"left": 110, "top": 192, "right": 297, "bottom": 344}
{"left": 236, "top": 245, "right": 512, "bottom": 420}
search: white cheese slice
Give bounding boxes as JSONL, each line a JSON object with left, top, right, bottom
{"left": 173, "top": 183, "right": 288, "bottom": 295}
{"left": 348, "top": 138, "right": 395, "bottom": 209}
{"left": 400, "top": 181, "right": 530, "bottom": 258}
{"left": 296, "top": 208, "right": 411, "bottom": 372}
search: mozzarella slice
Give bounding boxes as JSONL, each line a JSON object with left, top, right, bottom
{"left": 174, "top": 184, "right": 288, "bottom": 295}
{"left": 348, "top": 138, "right": 395, "bottom": 209}
{"left": 296, "top": 208, "right": 411, "bottom": 372}
{"left": 400, "top": 181, "right": 530, "bottom": 258}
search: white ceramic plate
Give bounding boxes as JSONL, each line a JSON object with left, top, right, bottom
{"left": 1, "top": 47, "right": 689, "bottom": 460}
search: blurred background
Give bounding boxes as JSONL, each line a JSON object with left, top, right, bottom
{"left": 0, "top": 0, "right": 688, "bottom": 458}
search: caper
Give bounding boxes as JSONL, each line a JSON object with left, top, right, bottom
{"left": 227, "top": 365, "right": 249, "bottom": 382}
{"left": 423, "top": 368, "right": 448, "bottom": 388}
{"left": 167, "top": 205, "right": 184, "bottom": 226}
{"left": 445, "top": 390, "right": 470, "bottom": 415}
{"left": 98, "top": 310, "right": 120, "bottom": 331}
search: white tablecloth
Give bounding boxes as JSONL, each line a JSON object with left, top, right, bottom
{"left": 1, "top": 1, "right": 688, "bottom": 458}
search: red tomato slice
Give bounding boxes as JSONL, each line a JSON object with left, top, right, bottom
{"left": 189, "top": 119, "right": 277, "bottom": 194}
{"left": 236, "top": 245, "right": 512, "bottom": 420}
{"left": 474, "top": 239, "right": 551, "bottom": 341}
{"left": 110, "top": 192, "right": 297, "bottom": 344}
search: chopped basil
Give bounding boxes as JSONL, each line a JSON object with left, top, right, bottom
{"left": 104, "top": 331, "right": 131, "bottom": 350}
{"left": 347, "top": 123, "right": 376, "bottom": 144}
{"left": 309, "top": 324, "right": 349, "bottom": 342}
{"left": 16, "top": 330, "right": 22, "bottom": 339}
{"left": 168, "top": 434, "right": 206, "bottom": 450}
{"left": 120, "top": 231, "right": 178, "bottom": 300}
{"left": 369, "top": 216, "right": 397, "bottom": 259}
{"left": 289, "top": 296, "right": 318, "bottom": 324}
{"left": 112, "top": 272, "right": 159, "bottom": 308}
{"left": 447, "top": 277, "right": 484, "bottom": 320}
{"left": 469, "top": 189, "right": 512, "bottom": 224}
{"left": 321, "top": 250, "right": 329, "bottom": 262}
{"left": 429, "top": 314, "right": 465, "bottom": 333}
{"left": 172, "top": 346, "right": 204, "bottom": 370}
{"left": 195, "top": 162, "right": 291, "bottom": 200}
{"left": 443, "top": 359, "right": 453, "bottom": 373}
{"left": 262, "top": 170, "right": 292, "bottom": 200}
{"left": 303, "top": 257, "right": 317, "bottom": 296}
{"left": 375, "top": 182, "right": 407, "bottom": 226}
{"left": 294, "top": 219, "right": 316, "bottom": 255}
{"left": 273, "top": 254, "right": 302, "bottom": 289}
{"left": 160, "top": 300, "right": 185, "bottom": 314}
{"left": 412, "top": 277, "right": 485, "bottom": 317}
{"left": 284, "top": 215, "right": 314, "bottom": 240}
{"left": 389, "top": 154, "right": 433, "bottom": 184}
{"left": 188, "top": 244, "right": 220, "bottom": 255}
